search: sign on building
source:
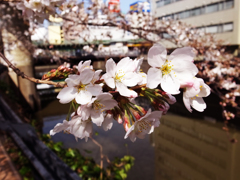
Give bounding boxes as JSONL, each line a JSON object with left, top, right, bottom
{"left": 108, "top": 0, "right": 120, "bottom": 13}
{"left": 130, "top": 1, "right": 150, "bottom": 13}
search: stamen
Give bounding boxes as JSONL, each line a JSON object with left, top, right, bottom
{"left": 115, "top": 69, "right": 125, "bottom": 82}
{"left": 161, "top": 61, "right": 173, "bottom": 76}
{"left": 93, "top": 101, "right": 105, "bottom": 112}
{"left": 138, "top": 119, "right": 152, "bottom": 132}
{"left": 76, "top": 83, "right": 86, "bottom": 92}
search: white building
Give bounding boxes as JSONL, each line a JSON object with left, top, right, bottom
{"left": 151, "top": 0, "right": 239, "bottom": 47}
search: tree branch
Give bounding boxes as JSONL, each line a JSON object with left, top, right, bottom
{"left": 0, "top": 52, "right": 66, "bottom": 88}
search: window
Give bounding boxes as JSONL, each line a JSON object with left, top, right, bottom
{"left": 218, "top": 2, "right": 223, "bottom": 11}
{"left": 206, "top": 3, "right": 218, "bottom": 13}
{"left": 159, "top": 0, "right": 234, "bottom": 20}
{"left": 223, "top": 23, "right": 233, "bottom": 32}
{"left": 156, "top": 0, "right": 183, "bottom": 8}
{"left": 206, "top": 25, "right": 218, "bottom": 33}
{"left": 197, "top": 22, "right": 233, "bottom": 34}
{"left": 164, "top": 0, "right": 171, "bottom": 5}
{"left": 224, "top": 0, "right": 234, "bottom": 9}
{"left": 190, "top": 8, "right": 201, "bottom": 16}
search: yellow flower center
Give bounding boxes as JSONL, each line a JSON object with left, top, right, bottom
{"left": 33, "top": 2, "right": 41, "bottom": 7}
{"left": 161, "top": 60, "right": 174, "bottom": 76}
{"left": 76, "top": 83, "right": 86, "bottom": 92}
{"left": 93, "top": 101, "right": 105, "bottom": 112}
{"left": 138, "top": 119, "right": 152, "bottom": 133}
{"left": 191, "top": 85, "right": 202, "bottom": 100}
{"left": 115, "top": 69, "right": 125, "bottom": 82}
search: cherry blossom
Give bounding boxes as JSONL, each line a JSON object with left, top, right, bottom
{"left": 49, "top": 120, "right": 69, "bottom": 136}
{"left": 77, "top": 60, "right": 93, "bottom": 73}
{"left": 68, "top": 115, "right": 93, "bottom": 141}
{"left": 101, "top": 58, "right": 140, "bottom": 97}
{"left": 182, "top": 78, "right": 211, "bottom": 112}
{"left": 147, "top": 44, "right": 198, "bottom": 94}
{"left": 77, "top": 93, "right": 118, "bottom": 126}
{"left": 57, "top": 69, "right": 102, "bottom": 105}
{"left": 124, "top": 109, "right": 162, "bottom": 142}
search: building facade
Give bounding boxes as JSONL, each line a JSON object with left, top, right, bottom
{"left": 151, "top": 0, "right": 239, "bottom": 47}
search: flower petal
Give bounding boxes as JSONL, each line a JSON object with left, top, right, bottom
{"left": 198, "top": 79, "right": 211, "bottom": 97}
{"left": 116, "top": 57, "right": 135, "bottom": 72}
{"left": 161, "top": 75, "right": 180, "bottom": 95}
{"left": 57, "top": 87, "right": 77, "bottom": 104}
{"left": 102, "top": 114, "right": 113, "bottom": 131}
{"left": 75, "top": 90, "right": 92, "bottom": 105}
{"left": 146, "top": 67, "right": 162, "bottom": 89}
{"left": 102, "top": 75, "right": 115, "bottom": 89}
{"left": 65, "top": 75, "right": 82, "bottom": 86}
{"left": 148, "top": 44, "right": 166, "bottom": 68}
{"left": 86, "top": 84, "right": 102, "bottom": 96}
{"left": 78, "top": 60, "right": 92, "bottom": 72}
{"left": 190, "top": 97, "right": 206, "bottom": 112}
{"left": 146, "top": 111, "right": 162, "bottom": 120}
{"left": 172, "top": 60, "right": 198, "bottom": 80}
{"left": 91, "top": 110, "right": 104, "bottom": 126}
{"left": 116, "top": 82, "right": 138, "bottom": 98}
{"left": 106, "top": 58, "right": 116, "bottom": 77}
{"left": 77, "top": 106, "right": 91, "bottom": 120}
{"left": 92, "top": 70, "right": 102, "bottom": 83}
{"left": 96, "top": 93, "right": 118, "bottom": 109}
{"left": 169, "top": 47, "right": 195, "bottom": 62}
{"left": 80, "top": 69, "right": 94, "bottom": 84}
{"left": 122, "top": 72, "right": 139, "bottom": 87}
{"left": 124, "top": 125, "right": 136, "bottom": 141}
{"left": 183, "top": 95, "right": 192, "bottom": 112}
{"left": 50, "top": 120, "right": 69, "bottom": 136}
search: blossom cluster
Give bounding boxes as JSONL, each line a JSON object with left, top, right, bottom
{"left": 50, "top": 44, "right": 211, "bottom": 142}
{"left": 15, "top": 0, "right": 64, "bottom": 22}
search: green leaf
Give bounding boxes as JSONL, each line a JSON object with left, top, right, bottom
{"left": 119, "top": 169, "right": 127, "bottom": 179}
{"left": 19, "top": 166, "right": 30, "bottom": 175}
{"left": 114, "top": 174, "right": 122, "bottom": 180}
{"left": 53, "top": 143, "right": 62, "bottom": 152}
{"left": 93, "top": 166, "right": 101, "bottom": 173}
{"left": 82, "top": 165, "right": 88, "bottom": 172}
{"left": 124, "top": 164, "right": 131, "bottom": 172}
{"left": 66, "top": 148, "right": 75, "bottom": 157}
{"left": 71, "top": 164, "right": 78, "bottom": 171}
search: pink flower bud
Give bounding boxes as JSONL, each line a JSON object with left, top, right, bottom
{"left": 129, "top": 107, "right": 141, "bottom": 120}
{"left": 117, "top": 114, "right": 123, "bottom": 124}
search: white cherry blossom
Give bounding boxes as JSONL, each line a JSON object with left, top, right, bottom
{"left": 78, "top": 60, "right": 93, "bottom": 73}
{"left": 101, "top": 57, "right": 140, "bottom": 97}
{"left": 182, "top": 78, "right": 211, "bottom": 112}
{"left": 68, "top": 115, "right": 93, "bottom": 141}
{"left": 49, "top": 120, "right": 69, "bottom": 136}
{"left": 147, "top": 44, "right": 198, "bottom": 94}
{"left": 49, "top": 115, "right": 93, "bottom": 142}
{"left": 124, "top": 109, "right": 162, "bottom": 142}
{"left": 57, "top": 69, "right": 102, "bottom": 105}
{"left": 77, "top": 93, "right": 118, "bottom": 126}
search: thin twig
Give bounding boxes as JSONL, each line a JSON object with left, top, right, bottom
{"left": 0, "top": 52, "right": 66, "bottom": 88}
{"left": 89, "top": 136, "right": 104, "bottom": 180}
